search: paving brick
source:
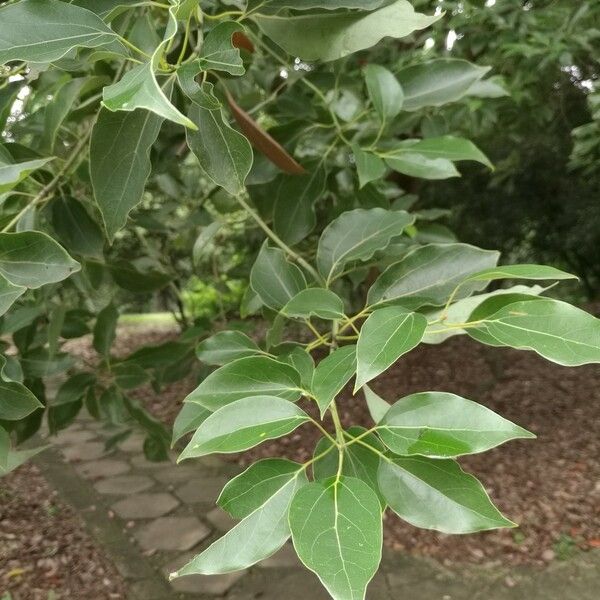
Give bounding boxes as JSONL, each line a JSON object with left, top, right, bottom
{"left": 50, "top": 429, "right": 97, "bottom": 446}
{"left": 153, "top": 464, "right": 206, "bottom": 486}
{"left": 131, "top": 454, "right": 175, "bottom": 470}
{"left": 206, "top": 507, "right": 236, "bottom": 533}
{"left": 163, "top": 553, "right": 247, "bottom": 596}
{"left": 62, "top": 441, "right": 107, "bottom": 462}
{"left": 118, "top": 433, "right": 146, "bottom": 453}
{"left": 259, "top": 543, "right": 301, "bottom": 569}
{"left": 94, "top": 474, "right": 155, "bottom": 496}
{"left": 111, "top": 493, "right": 179, "bottom": 519}
{"left": 174, "top": 476, "right": 228, "bottom": 505}
{"left": 134, "top": 517, "right": 210, "bottom": 552}
{"left": 76, "top": 459, "right": 130, "bottom": 480}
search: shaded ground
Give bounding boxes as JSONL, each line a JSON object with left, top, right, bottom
{"left": 0, "top": 462, "right": 126, "bottom": 600}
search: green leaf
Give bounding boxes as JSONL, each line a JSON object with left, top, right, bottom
{"left": 185, "top": 356, "right": 302, "bottom": 410}
{"left": 108, "top": 261, "right": 171, "bottom": 292}
{"left": 464, "top": 264, "right": 578, "bottom": 284}
{"left": 281, "top": 288, "right": 345, "bottom": 320}
{"left": 367, "top": 243, "right": 499, "bottom": 308}
{"left": 250, "top": 243, "right": 307, "bottom": 310}
{"left": 180, "top": 71, "right": 253, "bottom": 195}
{"left": 422, "top": 285, "right": 545, "bottom": 345}
{"left": 317, "top": 208, "right": 414, "bottom": 284}
{"left": 353, "top": 145, "right": 387, "bottom": 189}
{"left": 0, "top": 151, "right": 53, "bottom": 194}
{"left": 362, "top": 385, "right": 390, "bottom": 423}
{"left": 386, "top": 136, "right": 492, "bottom": 169}
{"left": 102, "top": 0, "right": 196, "bottom": 128}
{"left": 355, "top": 308, "right": 426, "bottom": 390}
{"left": 467, "top": 298, "right": 600, "bottom": 367}
{"left": 313, "top": 426, "right": 386, "bottom": 507}
{"left": 364, "top": 64, "right": 403, "bottom": 121}
{"left": 90, "top": 108, "right": 163, "bottom": 241}
{"left": 397, "top": 59, "right": 491, "bottom": 111}
{"left": 51, "top": 197, "right": 105, "bottom": 259}
{"left": 0, "top": 275, "right": 26, "bottom": 318}
{"left": 289, "top": 476, "right": 382, "bottom": 600}
{"left": 179, "top": 396, "right": 310, "bottom": 460}
{"left": 276, "top": 346, "right": 315, "bottom": 390}
{"left": 173, "top": 463, "right": 306, "bottom": 575}
{"left": 0, "top": 0, "right": 119, "bottom": 65}
{"left": 253, "top": 1, "right": 391, "bottom": 9}
{"left": 172, "top": 402, "right": 211, "bottom": 445}
{"left": 0, "top": 357, "right": 42, "bottom": 420}
{"left": 378, "top": 456, "right": 515, "bottom": 533}
{"left": 196, "top": 330, "right": 262, "bottom": 366}
{"left": 253, "top": 1, "right": 439, "bottom": 62}
{"left": 384, "top": 153, "right": 460, "bottom": 180}
{"left": 312, "top": 345, "right": 356, "bottom": 417}
{"left": 93, "top": 302, "right": 118, "bottom": 358}
{"left": 74, "top": 0, "right": 141, "bottom": 21}
{"left": 378, "top": 391, "right": 534, "bottom": 458}
{"left": 198, "top": 21, "right": 246, "bottom": 76}
{"left": 113, "top": 363, "right": 149, "bottom": 390}
{"left": 0, "top": 232, "right": 80, "bottom": 289}
{"left": 0, "top": 426, "right": 47, "bottom": 477}
{"left": 52, "top": 372, "right": 96, "bottom": 406}
{"left": 273, "top": 166, "right": 327, "bottom": 245}
{"left": 41, "top": 78, "right": 87, "bottom": 153}
{"left": 218, "top": 457, "right": 304, "bottom": 518}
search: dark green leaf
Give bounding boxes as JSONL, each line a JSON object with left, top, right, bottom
{"left": 199, "top": 21, "right": 246, "bottom": 76}
{"left": 364, "top": 64, "right": 403, "bottom": 121}
{"left": 93, "top": 302, "right": 118, "bottom": 357}
{"left": 281, "top": 288, "right": 345, "bottom": 320}
{"left": 196, "top": 330, "right": 262, "bottom": 366}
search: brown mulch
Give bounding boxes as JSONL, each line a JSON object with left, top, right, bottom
{"left": 0, "top": 462, "right": 126, "bottom": 600}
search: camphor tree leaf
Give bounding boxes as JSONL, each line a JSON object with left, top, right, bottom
{"left": 93, "top": 302, "right": 118, "bottom": 358}
{"left": 250, "top": 243, "right": 307, "bottom": 310}
{"left": 0, "top": 426, "right": 47, "bottom": 478}
{"left": 312, "top": 345, "right": 356, "bottom": 416}
{"left": 422, "top": 285, "right": 545, "bottom": 345}
{"left": 463, "top": 264, "right": 578, "bottom": 285}
{"left": 383, "top": 136, "right": 493, "bottom": 170}
{"left": 218, "top": 458, "right": 304, "bottom": 517}
{"left": 196, "top": 330, "right": 263, "bottom": 366}
{"left": 364, "top": 64, "right": 403, "bottom": 121}
{"left": 102, "top": 1, "right": 196, "bottom": 129}
{"left": 179, "top": 396, "right": 310, "bottom": 460}
{"left": 367, "top": 243, "right": 499, "bottom": 308}
{"left": 198, "top": 21, "right": 246, "bottom": 76}
{"left": 384, "top": 153, "right": 460, "bottom": 180}
{"left": 253, "top": 0, "right": 439, "bottom": 62}
{"left": 313, "top": 426, "right": 386, "bottom": 507}
{"left": 250, "top": 1, "right": 392, "bottom": 10}
{"left": 467, "top": 298, "right": 600, "bottom": 367}
{"left": 281, "top": 288, "right": 345, "bottom": 321}
{"left": 289, "top": 476, "right": 382, "bottom": 600}
{"left": 185, "top": 355, "right": 302, "bottom": 410}
{"left": 363, "top": 385, "right": 390, "bottom": 423}
{"left": 377, "top": 392, "right": 534, "bottom": 458}
{"left": 51, "top": 196, "right": 104, "bottom": 259}
{"left": 0, "top": 232, "right": 80, "bottom": 289}
{"left": 179, "top": 67, "right": 253, "bottom": 195}
{"left": 74, "top": 0, "right": 143, "bottom": 21}
{"left": 273, "top": 166, "right": 327, "bottom": 245}
{"left": 90, "top": 107, "right": 163, "bottom": 241}
{"left": 355, "top": 307, "right": 427, "bottom": 390}
{"left": 0, "top": 146, "right": 53, "bottom": 195}
{"left": 397, "top": 59, "right": 491, "bottom": 111}
{"left": 317, "top": 208, "right": 414, "bottom": 284}
{"left": 173, "top": 461, "right": 307, "bottom": 576}
{"left": 276, "top": 346, "right": 315, "bottom": 390}
{"left": 0, "top": 275, "right": 26, "bottom": 318}
{"left": 172, "top": 402, "right": 211, "bottom": 445}
{"left": 0, "top": 0, "right": 120, "bottom": 65}
{"left": 378, "top": 456, "right": 515, "bottom": 533}
{"left": 352, "top": 145, "right": 387, "bottom": 189}
{"left": 0, "top": 356, "right": 42, "bottom": 421}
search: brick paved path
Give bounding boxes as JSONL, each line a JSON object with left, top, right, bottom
{"left": 35, "top": 414, "right": 600, "bottom": 600}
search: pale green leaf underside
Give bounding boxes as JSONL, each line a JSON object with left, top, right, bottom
{"left": 312, "top": 345, "right": 357, "bottom": 417}
{"left": 196, "top": 330, "right": 262, "bottom": 366}
{"left": 378, "top": 456, "right": 515, "bottom": 533}
{"left": 378, "top": 391, "right": 534, "bottom": 458}
{"left": 281, "top": 288, "right": 345, "bottom": 320}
